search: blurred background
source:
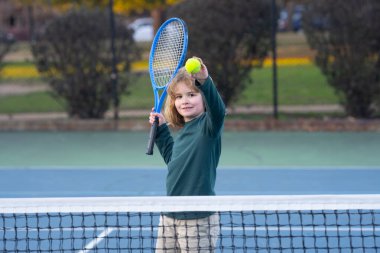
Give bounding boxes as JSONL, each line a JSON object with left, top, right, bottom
{"left": 1, "top": 3, "right": 379, "bottom": 251}
{"left": 0, "top": 0, "right": 379, "bottom": 126}
{"left": 0, "top": 0, "right": 379, "bottom": 239}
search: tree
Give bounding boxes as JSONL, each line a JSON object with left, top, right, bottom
{"left": 48, "top": 0, "right": 181, "bottom": 30}
{"left": 32, "top": 8, "right": 139, "bottom": 119}
{"left": 303, "top": 0, "right": 380, "bottom": 118}
{"left": 12, "top": 0, "right": 60, "bottom": 41}
{"left": 167, "top": 0, "right": 272, "bottom": 107}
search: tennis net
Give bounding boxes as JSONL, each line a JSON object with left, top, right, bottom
{"left": 1, "top": 195, "right": 380, "bottom": 252}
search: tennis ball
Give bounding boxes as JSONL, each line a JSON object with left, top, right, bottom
{"left": 185, "top": 58, "right": 201, "bottom": 74}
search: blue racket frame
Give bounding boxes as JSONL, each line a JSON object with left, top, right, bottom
{"left": 146, "top": 18, "right": 188, "bottom": 155}
{"left": 149, "top": 17, "right": 188, "bottom": 113}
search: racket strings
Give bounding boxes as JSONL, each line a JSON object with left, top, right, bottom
{"left": 153, "top": 21, "right": 186, "bottom": 88}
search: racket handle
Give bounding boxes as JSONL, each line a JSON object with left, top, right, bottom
{"left": 146, "top": 116, "right": 159, "bottom": 155}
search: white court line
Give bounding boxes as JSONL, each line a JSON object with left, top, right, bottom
{"left": 77, "top": 228, "right": 115, "bottom": 253}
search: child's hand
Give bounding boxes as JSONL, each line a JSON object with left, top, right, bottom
{"left": 191, "top": 57, "right": 208, "bottom": 84}
{"left": 149, "top": 108, "right": 166, "bottom": 126}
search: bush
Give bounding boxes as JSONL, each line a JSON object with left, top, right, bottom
{"left": 32, "top": 8, "right": 139, "bottom": 119}
{"left": 167, "top": 0, "right": 272, "bottom": 107}
{"left": 303, "top": 0, "right": 380, "bottom": 118}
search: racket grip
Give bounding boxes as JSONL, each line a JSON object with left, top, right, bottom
{"left": 146, "top": 116, "right": 159, "bottom": 155}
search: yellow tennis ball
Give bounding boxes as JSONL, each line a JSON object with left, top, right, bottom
{"left": 185, "top": 58, "right": 201, "bottom": 74}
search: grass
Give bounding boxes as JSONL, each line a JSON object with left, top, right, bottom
{"left": 0, "top": 64, "right": 339, "bottom": 114}
{"left": 0, "top": 92, "right": 65, "bottom": 113}
{"left": 240, "top": 65, "right": 338, "bottom": 106}
{"left": 0, "top": 32, "right": 340, "bottom": 115}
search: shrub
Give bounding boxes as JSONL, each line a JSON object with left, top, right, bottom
{"left": 167, "top": 0, "right": 272, "bottom": 107}
{"left": 32, "top": 8, "right": 139, "bottom": 119}
{"left": 303, "top": 0, "right": 380, "bottom": 118}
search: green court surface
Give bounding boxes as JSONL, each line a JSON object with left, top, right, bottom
{"left": 0, "top": 131, "right": 379, "bottom": 168}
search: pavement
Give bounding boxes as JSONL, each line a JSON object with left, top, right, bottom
{"left": 0, "top": 83, "right": 49, "bottom": 96}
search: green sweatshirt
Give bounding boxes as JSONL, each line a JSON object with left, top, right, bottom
{"left": 155, "top": 76, "right": 225, "bottom": 219}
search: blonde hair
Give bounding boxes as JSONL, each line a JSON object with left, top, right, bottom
{"left": 164, "top": 67, "right": 202, "bottom": 128}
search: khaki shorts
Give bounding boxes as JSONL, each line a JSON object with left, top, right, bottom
{"left": 155, "top": 213, "right": 220, "bottom": 253}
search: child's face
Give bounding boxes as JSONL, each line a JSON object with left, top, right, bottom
{"left": 173, "top": 81, "right": 204, "bottom": 122}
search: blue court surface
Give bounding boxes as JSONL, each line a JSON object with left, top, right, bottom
{"left": 1, "top": 167, "right": 380, "bottom": 197}
{"left": 1, "top": 131, "right": 380, "bottom": 252}
{"left": 1, "top": 168, "right": 380, "bottom": 252}
{"left": 2, "top": 208, "right": 379, "bottom": 252}
{"left": 0, "top": 131, "right": 380, "bottom": 197}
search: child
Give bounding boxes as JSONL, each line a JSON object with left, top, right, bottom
{"left": 149, "top": 57, "right": 225, "bottom": 252}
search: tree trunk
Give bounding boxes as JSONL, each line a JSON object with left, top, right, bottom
{"left": 151, "top": 8, "right": 164, "bottom": 33}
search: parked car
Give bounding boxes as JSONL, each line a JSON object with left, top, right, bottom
{"left": 128, "top": 17, "right": 154, "bottom": 42}
{"left": 278, "top": 9, "right": 289, "bottom": 31}
{"left": 292, "top": 5, "right": 305, "bottom": 32}
{"left": 0, "top": 30, "right": 15, "bottom": 43}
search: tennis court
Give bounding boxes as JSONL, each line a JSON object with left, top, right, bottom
{"left": 1, "top": 131, "right": 379, "bottom": 252}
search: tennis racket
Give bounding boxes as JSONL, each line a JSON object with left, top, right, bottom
{"left": 146, "top": 18, "right": 188, "bottom": 155}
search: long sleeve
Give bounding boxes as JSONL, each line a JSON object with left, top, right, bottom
{"left": 158, "top": 76, "right": 225, "bottom": 219}
{"left": 155, "top": 123, "right": 174, "bottom": 165}
{"left": 196, "top": 76, "right": 226, "bottom": 136}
